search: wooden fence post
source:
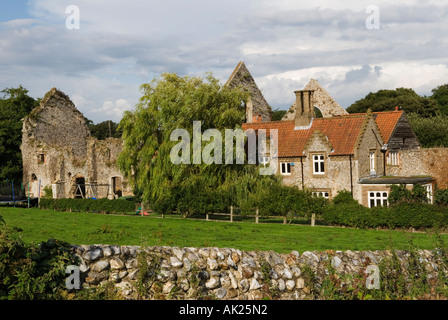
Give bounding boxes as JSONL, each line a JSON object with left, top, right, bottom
{"left": 230, "top": 206, "right": 233, "bottom": 223}
{"left": 255, "top": 208, "right": 259, "bottom": 224}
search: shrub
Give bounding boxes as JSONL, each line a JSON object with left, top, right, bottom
{"left": 435, "top": 188, "right": 448, "bottom": 205}
{"left": 39, "top": 198, "right": 136, "bottom": 214}
{"left": 332, "top": 190, "right": 357, "bottom": 205}
{"left": 388, "top": 184, "right": 412, "bottom": 205}
{"left": 389, "top": 184, "right": 431, "bottom": 206}
{"left": 0, "top": 224, "right": 78, "bottom": 300}
{"left": 321, "top": 192, "right": 448, "bottom": 230}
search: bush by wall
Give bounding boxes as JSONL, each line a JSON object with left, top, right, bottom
{"left": 322, "top": 191, "right": 448, "bottom": 230}
{"left": 0, "top": 224, "right": 78, "bottom": 299}
{"left": 39, "top": 198, "right": 136, "bottom": 214}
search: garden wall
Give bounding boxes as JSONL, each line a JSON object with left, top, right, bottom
{"left": 70, "top": 244, "right": 446, "bottom": 300}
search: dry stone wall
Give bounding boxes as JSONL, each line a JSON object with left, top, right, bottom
{"left": 70, "top": 244, "right": 445, "bottom": 300}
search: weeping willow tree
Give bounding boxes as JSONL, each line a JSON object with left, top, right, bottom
{"left": 117, "top": 72, "right": 281, "bottom": 216}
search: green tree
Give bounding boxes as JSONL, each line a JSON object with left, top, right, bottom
{"left": 347, "top": 88, "right": 439, "bottom": 117}
{"left": 431, "top": 84, "right": 448, "bottom": 116}
{"left": 271, "top": 108, "right": 287, "bottom": 121}
{"left": 117, "top": 73, "right": 277, "bottom": 214}
{"left": 407, "top": 113, "right": 448, "bottom": 147}
{"left": 0, "top": 86, "right": 37, "bottom": 182}
{"left": 89, "top": 120, "right": 122, "bottom": 140}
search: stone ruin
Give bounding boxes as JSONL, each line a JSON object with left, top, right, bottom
{"left": 282, "top": 78, "right": 348, "bottom": 120}
{"left": 20, "top": 88, "right": 133, "bottom": 200}
{"left": 226, "top": 61, "right": 273, "bottom": 123}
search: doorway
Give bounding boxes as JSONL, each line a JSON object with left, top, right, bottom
{"left": 111, "top": 176, "right": 122, "bottom": 198}
{"left": 74, "top": 177, "right": 86, "bottom": 199}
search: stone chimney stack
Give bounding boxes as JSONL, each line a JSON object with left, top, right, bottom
{"left": 294, "top": 90, "right": 315, "bottom": 128}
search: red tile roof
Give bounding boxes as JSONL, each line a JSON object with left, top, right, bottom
{"left": 372, "top": 110, "right": 403, "bottom": 143}
{"left": 242, "top": 110, "right": 404, "bottom": 158}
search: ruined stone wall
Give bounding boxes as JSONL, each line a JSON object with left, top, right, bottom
{"left": 71, "top": 244, "right": 445, "bottom": 300}
{"left": 21, "top": 88, "right": 132, "bottom": 199}
{"left": 387, "top": 148, "right": 448, "bottom": 189}
{"left": 282, "top": 79, "right": 348, "bottom": 121}
{"left": 226, "top": 62, "right": 272, "bottom": 122}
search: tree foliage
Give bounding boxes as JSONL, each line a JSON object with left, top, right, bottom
{"left": 271, "top": 108, "right": 287, "bottom": 121}
{"left": 431, "top": 84, "right": 448, "bottom": 116}
{"left": 346, "top": 88, "right": 439, "bottom": 117}
{"left": 407, "top": 113, "right": 448, "bottom": 148}
{"left": 0, "top": 86, "right": 38, "bottom": 182}
{"left": 88, "top": 120, "right": 122, "bottom": 140}
{"left": 117, "top": 73, "right": 278, "bottom": 215}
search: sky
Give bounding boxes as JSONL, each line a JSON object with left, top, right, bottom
{"left": 1, "top": 0, "right": 447, "bottom": 124}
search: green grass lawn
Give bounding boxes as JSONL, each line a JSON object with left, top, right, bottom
{"left": 1, "top": 207, "right": 446, "bottom": 253}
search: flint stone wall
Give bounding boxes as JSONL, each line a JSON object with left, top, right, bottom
{"left": 70, "top": 244, "right": 443, "bottom": 300}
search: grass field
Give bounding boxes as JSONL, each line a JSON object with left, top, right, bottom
{"left": 1, "top": 207, "right": 446, "bottom": 253}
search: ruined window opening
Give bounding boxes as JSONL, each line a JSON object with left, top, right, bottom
{"left": 38, "top": 154, "right": 45, "bottom": 164}
{"left": 31, "top": 173, "right": 37, "bottom": 181}
{"left": 112, "top": 176, "right": 123, "bottom": 198}
{"left": 68, "top": 172, "right": 72, "bottom": 179}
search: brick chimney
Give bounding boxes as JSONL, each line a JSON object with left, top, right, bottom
{"left": 294, "top": 90, "right": 315, "bottom": 128}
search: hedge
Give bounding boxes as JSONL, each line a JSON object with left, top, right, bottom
{"left": 321, "top": 202, "right": 448, "bottom": 230}
{"left": 39, "top": 198, "right": 136, "bottom": 214}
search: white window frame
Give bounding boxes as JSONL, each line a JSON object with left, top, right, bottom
{"left": 280, "top": 162, "right": 291, "bottom": 175}
{"left": 424, "top": 184, "right": 433, "bottom": 204}
{"left": 259, "top": 156, "right": 269, "bottom": 167}
{"left": 312, "top": 154, "right": 325, "bottom": 175}
{"left": 369, "top": 151, "right": 376, "bottom": 174}
{"left": 387, "top": 151, "right": 399, "bottom": 166}
{"left": 368, "top": 191, "right": 388, "bottom": 208}
{"left": 312, "top": 191, "right": 329, "bottom": 199}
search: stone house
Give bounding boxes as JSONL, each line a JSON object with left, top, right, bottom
{"left": 21, "top": 64, "right": 447, "bottom": 206}
{"left": 242, "top": 89, "right": 440, "bottom": 207}
{"left": 20, "top": 88, "right": 133, "bottom": 200}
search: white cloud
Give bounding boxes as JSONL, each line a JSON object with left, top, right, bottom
{"left": 90, "top": 99, "right": 132, "bottom": 121}
{"left": 1, "top": 0, "right": 448, "bottom": 121}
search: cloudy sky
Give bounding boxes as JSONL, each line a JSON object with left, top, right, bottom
{"left": 1, "top": 0, "right": 447, "bottom": 123}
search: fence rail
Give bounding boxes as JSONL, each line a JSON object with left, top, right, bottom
{"left": 143, "top": 206, "right": 320, "bottom": 227}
